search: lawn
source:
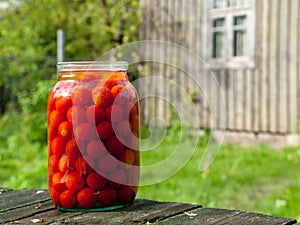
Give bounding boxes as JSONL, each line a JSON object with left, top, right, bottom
{"left": 0, "top": 119, "right": 299, "bottom": 221}
{"left": 138, "top": 137, "right": 300, "bottom": 221}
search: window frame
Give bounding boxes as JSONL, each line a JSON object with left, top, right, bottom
{"left": 203, "top": 0, "right": 256, "bottom": 69}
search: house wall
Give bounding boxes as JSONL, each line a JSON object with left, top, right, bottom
{"left": 139, "top": 0, "right": 300, "bottom": 134}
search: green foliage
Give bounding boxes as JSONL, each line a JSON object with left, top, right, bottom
{"left": 18, "top": 76, "right": 56, "bottom": 143}
{"left": 0, "top": 0, "right": 141, "bottom": 189}
{"left": 0, "top": 0, "right": 141, "bottom": 99}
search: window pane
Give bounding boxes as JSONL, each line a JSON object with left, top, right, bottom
{"left": 233, "top": 30, "right": 245, "bottom": 56}
{"left": 233, "top": 16, "right": 246, "bottom": 26}
{"left": 231, "top": 0, "right": 237, "bottom": 6}
{"left": 213, "top": 32, "right": 224, "bottom": 58}
{"left": 213, "top": 0, "right": 227, "bottom": 8}
{"left": 230, "top": 0, "right": 246, "bottom": 7}
{"left": 213, "top": 18, "right": 224, "bottom": 27}
{"left": 212, "top": 18, "right": 225, "bottom": 58}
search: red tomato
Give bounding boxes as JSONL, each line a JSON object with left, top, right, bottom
{"left": 77, "top": 188, "right": 98, "bottom": 208}
{"left": 87, "top": 172, "right": 107, "bottom": 190}
{"left": 71, "top": 85, "right": 93, "bottom": 106}
{"left": 55, "top": 96, "right": 72, "bottom": 113}
{"left": 59, "top": 190, "right": 78, "bottom": 208}
{"left": 106, "top": 135, "right": 124, "bottom": 155}
{"left": 96, "top": 121, "right": 114, "bottom": 140}
{"left": 98, "top": 187, "right": 117, "bottom": 207}
{"left": 92, "top": 86, "right": 114, "bottom": 109}
{"left": 86, "top": 105, "right": 105, "bottom": 124}
{"left": 74, "top": 123, "right": 97, "bottom": 141}
{"left": 117, "top": 186, "right": 135, "bottom": 204}
{"left": 65, "top": 171, "right": 86, "bottom": 191}
{"left": 49, "top": 110, "right": 66, "bottom": 127}
{"left": 58, "top": 121, "right": 73, "bottom": 139}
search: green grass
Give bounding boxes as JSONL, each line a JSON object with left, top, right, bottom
{"left": 137, "top": 140, "right": 300, "bottom": 220}
{"left": 0, "top": 116, "right": 299, "bottom": 220}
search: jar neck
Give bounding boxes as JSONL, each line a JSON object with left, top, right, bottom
{"left": 57, "top": 61, "right": 128, "bottom": 81}
{"left": 57, "top": 61, "right": 128, "bottom": 71}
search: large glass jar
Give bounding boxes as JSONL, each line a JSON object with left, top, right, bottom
{"left": 47, "top": 61, "right": 139, "bottom": 211}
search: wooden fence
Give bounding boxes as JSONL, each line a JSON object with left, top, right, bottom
{"left": 139, "top": 0, "right": 300, "bottom": 134}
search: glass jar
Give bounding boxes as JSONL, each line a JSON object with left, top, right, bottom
{"left": 47, "top": 61, "right": 139, "bottom": 211}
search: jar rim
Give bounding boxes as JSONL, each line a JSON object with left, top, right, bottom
{"left": 57, "top": 61, "right": 128, "bottom": 71}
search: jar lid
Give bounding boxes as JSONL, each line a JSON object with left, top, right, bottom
{"left": 57, "top": 61, "right": 128, "bottom": 71}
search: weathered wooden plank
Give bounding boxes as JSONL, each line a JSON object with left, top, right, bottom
{"left": 0, "top": 187, "right": 13, "bottom": 194}
{"left": 157, "top": 208, "right": 297, "bottom": 225}
{"left": 0, "top": 189, "right": 50, "bottom": 212}
{"left": 46, "top": 199, "right": 200, "bottom": 225}
{"left": 0, "top": 199, "right": 54, "bottom": 224}
{"left": 0, "top": 189, "right": 297, "bottom": 225}
{"left": 14, "top": 208, "right": 83, "bottom": 225}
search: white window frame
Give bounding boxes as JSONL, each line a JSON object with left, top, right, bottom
{"left": 203, "top": 0, "right": 256, "bottom": 69}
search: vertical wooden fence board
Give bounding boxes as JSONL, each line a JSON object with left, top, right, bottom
{"left": 221, "top": 70, "right": 229, "bottom": 130}
{"left": 173, "top": 0, "right": 181, "bottom": 124}
{"left": 140, "top": 0, "right": 149, "bottom": 124}
{"left": 195, "top": 0, "right": 204, "bottom": 128}
{"left": 165, "top": 0, "right": 173, "bottom": 126}
{"left": 298, "top": 0, "right": 300, "bottom": 126}
{"left": 187, "top": 0, "right": 196, "bottom": 128}
{"left": 285, "top": 0, "right": 292, "bottom": 132}
{"left": 252, "top": 69, "right": 260, "bottom": 132}
{"left": 151, "top": 1, "right": 159, "bottom": 125}
{"left": 157, "top": 0, "right": 167, "bottom": 127}
{"left": 201, "top": 1, "right": 211, "bottom": 129}
{"left": 213, "top": 71, "right": 220, "bottom": 128}
{"left": 220, "top": 69, "right": 228, "bottom": 130}
{"left": 268, "top": 0, "right": 279, "bottom": 132}
{"left": 233, "top": 70, "right": 239, "bottom": 130}
{"left": 244, "top": 69, "right": 252, "bottom": 130}
{"left": 259, "top": 0, "right": 269, "bottom": 132}
{"left": 236, "top": 69, "right": 244, "bottom": 130}
{"left": 201, "top": 69, "right": 207, "bottom": 129}
{"left": 231, "top": 70, "right": 237, "bottom": 129}
{"left": 289, "top": 0, "right": 300, "bottom": 132}
{"left": 179, "top": 0, "right": 186, "bottom": 122}
{"left": 278, "top": 0, "right": 289, "bottom": 132}
{"left": 226, "top": 70, "right": 234, "bottom": 130}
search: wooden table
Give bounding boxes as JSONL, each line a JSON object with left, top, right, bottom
{"left": 0, "top": 188, "right": 298, "bottom": 225}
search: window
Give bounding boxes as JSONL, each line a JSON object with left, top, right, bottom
{"left": 233, "top": 15, "right": 246, "bottom": 56}
{"left": 212, "top": 18, "right": 225, "bottom": 58}
{"left": 203, "top": 0, "right": 256, "bottom": 68}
